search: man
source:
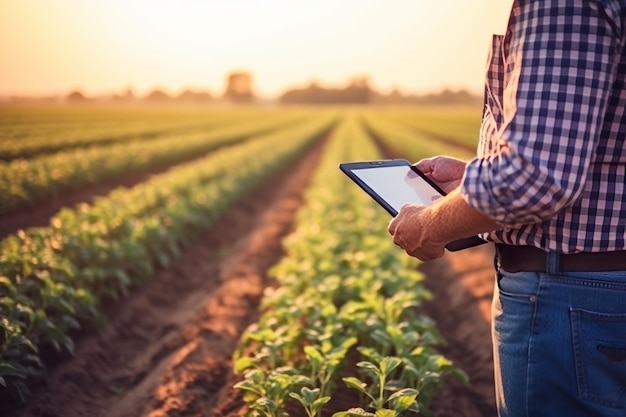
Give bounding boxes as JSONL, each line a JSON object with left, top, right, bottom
{"left": 387, "top": 1, "right": 626, "bottom": 416}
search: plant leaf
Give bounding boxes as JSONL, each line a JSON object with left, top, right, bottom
{"left": 332, "top": 408, "right": 376, "bottom": 417}
{"left": 375, "top": 409, "right": 397, "bottom": 417}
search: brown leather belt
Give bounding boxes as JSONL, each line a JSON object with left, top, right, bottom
{"left": 495, "top": 244, "right": 626, "bottom": 273}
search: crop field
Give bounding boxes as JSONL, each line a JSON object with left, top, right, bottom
{"left": 0, "top": 104, "right": 497, "bottom": 417}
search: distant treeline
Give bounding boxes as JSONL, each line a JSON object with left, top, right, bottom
{"left": 280, "top": 77, "right": 371, "bottom": 104}
{"left": 3, "top": 72, "right": 482, "bottom": 105}
{"left": 279, "top": 79, "right": 481, "bottom": 105}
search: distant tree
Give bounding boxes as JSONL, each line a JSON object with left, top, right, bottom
{"left": 369, "top": 87, "right": 481, "bottom": 106}
{"left": 112, "top": 87, "right": 135, "bottom": 102}
{"left": 177, "top": 88, "right": 212, "bottom": 102}
{"left": 420, "top": 89, "right": 481, "bottom": 105}
{"left": 223, "top": 71, "right": 255, "bottom": 102}
{"left": 121, "top": 87, "right": 135, "bottom": 100}
{"left": 144, "top": 89, "right": 172, "bottom": 101}
{"left": 66, "top": 90, "right": 88, "bottom": 102}
{"left": 344, "top": 76, "right": 371, "bottom": 103}
{"left": 279, "top": 76, "right": 372, "bottom": 104}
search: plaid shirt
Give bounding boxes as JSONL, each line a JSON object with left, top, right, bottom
{"left": 461, "top": 0, "right": 626, "bottom": 253}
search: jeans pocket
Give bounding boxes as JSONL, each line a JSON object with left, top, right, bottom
{"left": 496, "top": 270, "right": 538, "bottom": 302}
{"left": 570, "top": 308, "right": 626, "bottom": 408}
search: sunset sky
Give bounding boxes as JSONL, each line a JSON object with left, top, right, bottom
{"left": 0, "top": 0, "right": 513, "bottom": 99}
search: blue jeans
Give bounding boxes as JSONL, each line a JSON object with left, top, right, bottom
{"left": 492, "top": 265, "right": 626, "bottom": 417}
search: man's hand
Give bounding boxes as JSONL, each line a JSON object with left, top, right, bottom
{"left": 387, "top": 155, "right": 466, "bottom": 261}
{"left": 415, "top": 156, "right": 467, "bottom": 193}
{"left": 387, "top": 204, "right": 447, "bottom": 261}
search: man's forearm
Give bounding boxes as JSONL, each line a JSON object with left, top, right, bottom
{"left": 424, "top": 188, "right": 500, "bottom": 245}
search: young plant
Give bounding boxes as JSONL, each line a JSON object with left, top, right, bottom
{"left": 303, "top": 335, "right": 357, "bottom": 397}
{"left": 289, "top": 387, "right": 331, "bottom": 417}
{"left": 339, "top": 357, "right": 419, "bottom": 416}
{"left": 234, "top": 367, "right": 309, "bottom": 417}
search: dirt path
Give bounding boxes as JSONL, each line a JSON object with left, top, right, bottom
{"left": 8, "top": 138, "right": 498, "bottom": 417}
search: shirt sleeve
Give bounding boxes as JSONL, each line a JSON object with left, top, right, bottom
{"left": 461, "top": 0, "right": 623, "bottom": 227}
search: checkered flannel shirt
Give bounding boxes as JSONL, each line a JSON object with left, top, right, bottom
{"left": 462, "top": 0, "right": 626, "bottom": 253}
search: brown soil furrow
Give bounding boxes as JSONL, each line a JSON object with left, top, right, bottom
{"left": 12, "top": 133, "right": 328, "bottom": 417}
{"left": 419, "top": 244, "right": 497, "bottom": 417}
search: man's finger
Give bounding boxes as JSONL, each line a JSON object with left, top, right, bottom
{"left": 393, "top": 232, "right": 405, "bottom": 248}
{"left": 388, "top": 216, "right": 399, "bottom": 235}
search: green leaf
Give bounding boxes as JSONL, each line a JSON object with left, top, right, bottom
{"left": 388, "top": 388, "right": 418, "bottom": 412}
{"left": 379, "top": 357, "right": 402, "bottom": 377}
{"left": 313, "top": 396, "right": 331, "bottom": 407}
{"left": 62, "top": 335, "right": 75, "bottom": 356}
{"left": 304, "top": 345, "right": 324, "bottom": 369}
{"left": 0, "top": 362, "right": 24, "bottom": 377}
{"left": 342, "top": 377, "right": 370, "bottom": 397}
{"left": 246, "top": 369, "right": 265, "bottom": 385}
{"left": 54, "top": 298, "right": 74, "bottom": 316}
{"left": 253, "top": 396, "right": 277, "bottom": 411}
{"left": 375, "top": 409, "right": 397, "bottom": 417}
{"left": 288, "top": 391, "right": 305, "bottom": 404}
{"left": 301, "top": 386, "right": 319, "bottom": 404}
{"left": 234, "top": 356, "right": 256, "bottom": 374}
{"left": 332, "top": 408, "right": 376, "bottom": 417}
{"left": 356, "top": 361, "right": 379, "bottom": 372}
{"left": 233, "top": 380, "right": 264, "bottom": 396}
{"left": 0, "top": 276, "right": 16, "bottom": 294}
{"left": 387, "top": 388, "right": 418, "bottom": 402}
{"left": 370, "top": 330, "right": 392, "bottom": 347}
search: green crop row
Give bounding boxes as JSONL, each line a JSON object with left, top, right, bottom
{"left": 0, "top": 107, "right": 303, "bottom": 161}
{"left": 371, "top": 107, "right": 481, "bottom": 151}
{"left": 0, "top": 114, "right": 336, "bottom": 402}
{"left": 361, "top": 112, "right": 474, "bottom": 162}
{"left": 233, "top": 116, "right": 466, "bottom": 417}
{"left": 1, "top": 119, "right": 207, "bottom": 161}
{"left": 0, "top": 111, "right": 312, "bottom": 216}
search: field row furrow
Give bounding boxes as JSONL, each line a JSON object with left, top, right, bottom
{"left": 0, "top": 113, "right": 336, "bottom": 401}
{"left": 361, "top": 112, "right": 474, "bottom": 162}
{"left": 233, "top": 116, "right": 466, "bottom": 417}
{"left": 0, "top": 108, "right": 310, "bottom": 161}
{"left": 0, "top": 111, "right": 315, "bottom": 216}
{"left": 373, "top": 107, "right": 481, "bottom": 151}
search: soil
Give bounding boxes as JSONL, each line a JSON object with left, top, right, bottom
{"left": 5, "top": 138, "right": 497, "bottom": 417}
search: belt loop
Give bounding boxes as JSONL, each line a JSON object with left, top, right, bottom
{"left": 546, "top": 251, "right": 561, "bottom": 275}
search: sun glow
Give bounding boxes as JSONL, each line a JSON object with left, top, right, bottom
{"left": 0, "top": 0, "right": 513, "bottom": 98}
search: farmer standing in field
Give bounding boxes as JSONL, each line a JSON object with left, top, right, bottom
{"left": 387, "top": 0, "right": 626, "bottom": 416}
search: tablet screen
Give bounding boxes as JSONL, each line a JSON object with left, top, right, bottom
{"left": 350, "top": 164, "right": 443, "bottom": 214}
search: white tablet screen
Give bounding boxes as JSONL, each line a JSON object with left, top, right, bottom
{"left": 351, "top": 165, "right": 443, "bottom": 212}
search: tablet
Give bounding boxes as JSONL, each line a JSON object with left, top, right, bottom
{"left": 339, "top": 159, "right": 485, "bottom": 251}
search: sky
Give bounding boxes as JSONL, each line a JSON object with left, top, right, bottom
{"left": 0, "top": 0, "right": 513, "bottom": 99}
